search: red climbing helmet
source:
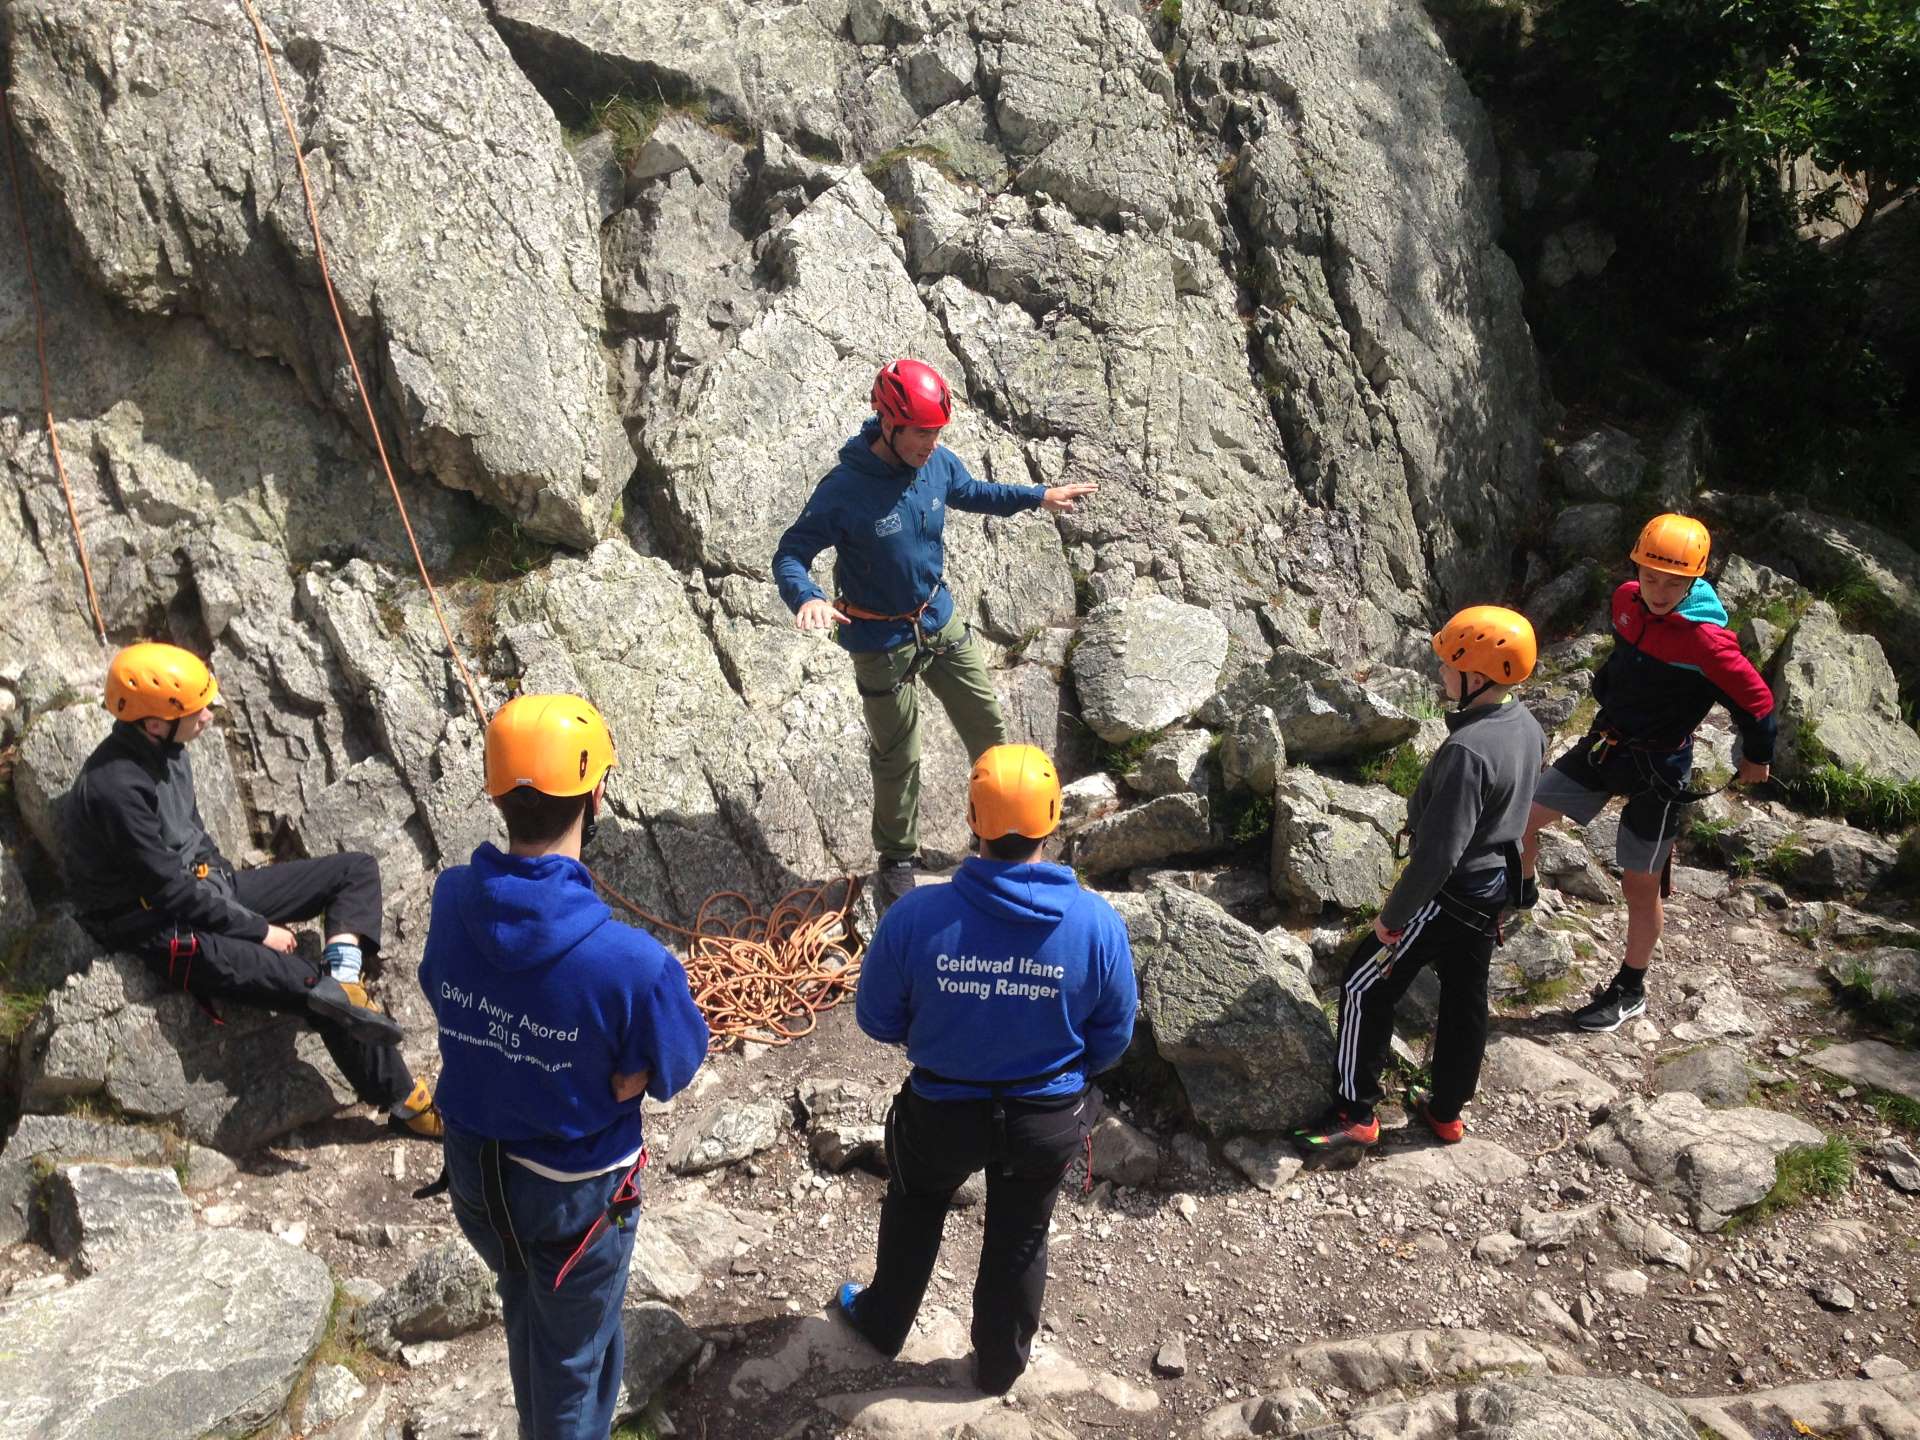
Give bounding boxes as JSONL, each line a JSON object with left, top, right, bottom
{"left": 870, "top": 359, "right": 952, "bottom": 429}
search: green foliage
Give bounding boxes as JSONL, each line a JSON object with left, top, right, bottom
{"left": 862, "top": 143, "right": 959, "bottom": 184}
{"left": 1739, "top": 1136, "right": 1854, "bottom": 1225}
{"left": 1834, "top": 957, "right": 1920, "bottom": 1045}
{"left": 1160, "top": 0, "right": 1184, "bottom": 27}
{"left": 1094, "top": 731, "right": 1159, "bottom": 777}
{"left": 1870, "top": 1088, "right": 1920, "bottom": 1134}
{"left": 449, "top": 514, "right": 558, "bottom": 585}
{"left": 1688, "top": 813, "right": 1735, "bottom": 847}
{"left": 1789, "top": 761, "right": 1920, "bottom": 832}
{"left": 1359, "top": 743, "right": 1424, "bottom": 799}
{"left": 1224, "top": 791, "right": 1274, "bottom": 845}
{"left": 1764, "top": 832, "right": 1809, "bottom": 882}
{"left": 1506, "top": 968, "right": 1576, "bottom": 1008}
{"left": 589, "top": 94, "right": 666, "bottom": 168}
{"left": 0, "top": 987, "right": 46, "bottom": 1043}
{"left": 1821, "top": 567, "right": 1899, "bottom": 632}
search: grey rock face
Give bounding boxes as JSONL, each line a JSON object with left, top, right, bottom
{"left": 1270, "top": 769, "right": 1406, "bottom": 913}
{"left": 0, "top": 843, "right": 36, "bottom": 957}
{"left": 1771, "top": 603, "right": 1920, "bottom": 784}
{"left": 1222, "top": 1136, "right": 1303, "bottom": 1195}
{"left": 44, "top": 1162, "right": 193, "bottom": 1275}
{"left": 304, "top": 1365, "right": 369, "bottom": 1430}
{"left": 629, "top": 1197, "right": 773, "bottom": 1303}
{"left": 1654, "top": 1046, "right": 1753, "bottom": 1109}
{"left": 1550, "top": 503, "right": 1625, "bottom": 560}
{"left": 1369, "top": 1139, "right": 1529, "bottom": 1192}
{"left": 357, "top": 1235, "right": 502, "bottom": 1356}
{"left": 1072, "top": 793, "right": 1214, "bottom": 876}
{"left": 1235, "top": 653, "right": 1419, "bottom": 764}
{"left": 17, "top": 953, "right": 355, "bottom": 1152}
{"left": 8, "top": 0, "right": 629, "bottom": 546}
{"left": 1111, "top": 885, "right": 1334, "bottom": 1136}
{"left": 618, "top": 1303, "right": 703, "bottom": 1417}
{"left": 1219, "top": 706, "right": 1287, "bottom": 796}
{"left": 1089, "top": 1114, "right": 1163, "bottom": 1187}
{"left": 1534, "top": 827, "right": 1616, "bottom": 901}
{"left": 1060, "top": 773, "right": 1123, "bottom": 829}
{"left": 13, "top": 703, "right": 110, "bottom": 869}
{"left": 0, "top": 1229, "right": 332, "bottom": 1440}
{"left": 1490, "top": 920, "right": 1578, "bottom": 1000}
{"left": 1124, "top": 729, "right": 1214, "bottom": 798}
{"left": 666, "top": 1100, "right": 783, "bottom": 1174}
{"left": 0, "top": 1114, "right": 172, "bottom": 1247}
{"left": 1481, "top": 1037, "right": 1617, "bottom": 1110}
{"left": 1585, "top": 1092, "right": 1825, "bottom": 1231}
{"left": 1556, "top": 426, "right": 1646, "bottom": 500}
{"left": 1826, "top": 946, "right": 1919, "bottom": 1011}
{"left": 1805, "top": 1040, "right": 1920, "bottom": 1107}
{"left": 1071, "top": 598, "right": 1230, "bottom": 744}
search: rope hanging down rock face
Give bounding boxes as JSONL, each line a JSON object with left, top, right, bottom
{"left": 6, "top": 4, "right": 866, "bottom": 1051}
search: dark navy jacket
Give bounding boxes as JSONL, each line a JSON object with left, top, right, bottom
{"left": 855, "top": 858, "right": 1138, "bottom": 1102}
{"left": 420, "top": 844, "right": 709, "bottom": 1174}
{"left": 1593, "top": 579, "right": 1777, "bottom": 764}
{"left": 772, "top": 418, "right": 1045, "bottom": 653}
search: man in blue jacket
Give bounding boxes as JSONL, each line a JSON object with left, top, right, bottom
{"left": 773, "top": 358, "right": 1095, "bottom": 915}
{"left": 839, "top": 744, "right": 1137, "bottom": 1395}
{"left": 420, "top": 694, "right": 709, "bottom": 1440}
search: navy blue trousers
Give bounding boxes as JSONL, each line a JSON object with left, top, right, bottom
{"left": 444, "top": 1126, "right": 639, "bottom": 1440}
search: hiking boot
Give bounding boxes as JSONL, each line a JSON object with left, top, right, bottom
{"left": 1569, "top": 979, "right": 1647, "bottom": 1034}
{"left": 1292, "top": 1104, "right": 1380, "bottom": 1168}
{"left": 1405, "top": 1085, "right": 1465, "bottom": 1144}
{"left": 307, "top": 975, "right": 405, "bottom": 1046}
{"left": 871, "top": 858, "right": 919, "bottom": 921}
{"left": 389, "top": 1077, "right": 444, "bottom": 1140}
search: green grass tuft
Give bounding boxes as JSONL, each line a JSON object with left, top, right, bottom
{"left": 1789, "top": 762, "right": 1920, "bottom": 834}
{"left": 0, "top": 987, "right": 46, "bottom": 1043}
{"left": 1358, "top": 742, "right": 1423, "bottom": 798}
{"left": 1094, "top": 731, "right": 1160, "bottom": 778}
{"left": 1869, "top": 1088, "right": 1920, "bottom": 1134}
{"left": 1737, "top": 1136, "right": 1854, "bottom": 1227}
{"left": 1224, "top": 791, "right": 1274, "bottom": 846}
{"left": 1160, "top": 0, "right": 1184, "bottom": 27}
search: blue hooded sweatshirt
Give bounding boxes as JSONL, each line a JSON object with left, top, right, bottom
{"left": 855, "top": 857, "right": 1138, "bottom": 1102}
{"left": 419, "top": 844, "right": 710, "bottom": 1174}
{"left": 771, "top": 418, "right": 1046, "bottom": 653}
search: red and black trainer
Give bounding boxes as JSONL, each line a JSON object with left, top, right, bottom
{"left": 1405, "top": 1085, "right": 1465, "bottom": 1145}
{"left": 1292, "top": 1104, "right": 1380, "bottom": 1168}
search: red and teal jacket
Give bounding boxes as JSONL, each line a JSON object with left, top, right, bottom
{"left": 1590, "top": 579, "right": 1776, "bottom": 764}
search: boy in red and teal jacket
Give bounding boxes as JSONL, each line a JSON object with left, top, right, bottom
{"left": 1522, "top": 514, "right": 1775, "bottom": 1032}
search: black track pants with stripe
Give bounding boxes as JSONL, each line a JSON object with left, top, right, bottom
{"left": 1335, "top": 900, "right": 1495, "bottom": 1123}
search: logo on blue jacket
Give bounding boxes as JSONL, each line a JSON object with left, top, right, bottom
{"left": 875, "top": 512, "right": 904, "bottom": 537}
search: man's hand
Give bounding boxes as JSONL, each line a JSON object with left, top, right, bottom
{"left": 795, "top": 597, "right": 851, "bottom": 631}
{"left": 263, "top": 924, "right": 298, "bottom": 953}
{"left": 610, "top": 1070, "right": 651, "bottom": 1104}
{"left": 1736, "top": 758, "right": 1771, "bottom": 785}
{"left": 1373, "top": 916, "right": 1405, "bottom": 948}
{"left": 1041, "top": 482, "right": 1098, "bottom": 514}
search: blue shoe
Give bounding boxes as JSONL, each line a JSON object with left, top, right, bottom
{"left": 837, "top": 1281, "right": 866, "bottom": 1318}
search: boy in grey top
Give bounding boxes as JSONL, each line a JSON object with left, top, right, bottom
{"left": 1296, "top": 607, "right": 1546, "bottom": 1164}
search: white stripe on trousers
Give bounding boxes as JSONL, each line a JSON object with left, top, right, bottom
{"left": 1337, "top": 899, "right": 1441, "bottom": 1105}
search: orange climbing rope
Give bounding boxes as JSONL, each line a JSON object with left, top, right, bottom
{"left": 230, "top": 0, "right": 865, "bottom": 1047}
{"left": 1, "top": 88, "right": 106, "bottom": 646}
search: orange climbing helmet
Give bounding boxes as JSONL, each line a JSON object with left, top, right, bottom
{"left": 1431, "top": 606, "right": 1537, "bottom": 685}
{"left": 484, "top": 694, "right": 616, "bottom": 798}
{"left": 1630, "top": 513, "right": 1711, "bottom": 578}
{"left": 871, "top": 359, "right": 952, "bottom": 429}
{"left": 968, "top": 744, "right": 1061, "bottom": 841}
{"left": 104, "top": 642, "right": 220, "bottom": 722}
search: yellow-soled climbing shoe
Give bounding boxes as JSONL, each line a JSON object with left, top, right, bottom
{"left": 388, "top": 1077, "right": 444, "bottom": 1140}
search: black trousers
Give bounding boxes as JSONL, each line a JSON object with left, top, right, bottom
{"left": 97, "top": 853, "right": 410, "bottom": 1107}
{"left": 1334, "top": 899, "right": 1495, "bottom": 1122}
{"left": 848, "top": 1081, "right": 1096, "bottom": 1394}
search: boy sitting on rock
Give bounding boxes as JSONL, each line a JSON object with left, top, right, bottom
{"left": 64, "top": 642, "right": 441, "bottom": 1136}
{"left": 1522, "top": 513, "right": 1775, "bottom": 1033}
{"left": 1295, "top": 607, "right": 1546, "bottom": 1165}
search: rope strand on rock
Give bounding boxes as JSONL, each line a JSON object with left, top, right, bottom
{"left": 236, "top": 0, "right": 865, "bottom": 1047}
{"left": 1, "top": 88, "right": 106, "bottom": 647}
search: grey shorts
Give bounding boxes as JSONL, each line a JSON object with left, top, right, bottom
{"left": 1534, "top": 743, "right": 1689, "bottom": 875}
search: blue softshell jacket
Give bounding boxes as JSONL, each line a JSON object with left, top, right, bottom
{"left": 855, "top": 857, "right": 1139, "bottom": 1102}
{"left": 420, "top": 844, "right": 710, "bottom": 1174}
{"left": 772, "top": 417, "right": 1046, "bottom": 653}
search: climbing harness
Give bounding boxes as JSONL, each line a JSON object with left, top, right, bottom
{"left": 552, "top": 1148, "right": 647, "bottom": 1289}
{"left": 1586, "top": 724, "right": 1738, "bottom": 807}
{"left": 905, "top": 1060, "right": 1096, "bottom": 1192}
{"left": 841, "top": 588, "right": 971, "bottom": 699}
{"left": 6, "top": 10, "right": 869, "bottom": 1054}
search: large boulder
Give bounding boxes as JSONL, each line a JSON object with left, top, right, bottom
{"left": 1769, "top": 602, "right": 1920, "bottom": 783}
{"left": 357, "top": 1235, "right": 503, "bottom": 1356}
{"left": 1555, "top": 426, "right": 1645, "bottom": 500}
{"left": 1584, "top": 1092, "right": 1825, "bottom": 1231}
{"left": 1805, "top": 1040, "right": 1920, "bottom": 1108}
{"left": 0, "top": 1229, "right": 332, "bottom": 1440}
{"left": 1270, "top": 769, "right": 1406, "bottom": 913}
{"left": 13, "top": 702, "right": 110, "bottom": 868}
{"left": 0, "top": 1114, "right": 172, "bottom": 1247}
{"left": 1071, "top": 793, "right": 1215, "bottom": 876}
{"left": 1223, "top": 652, "right": 1419, "bottom": 763}
{"left": 1070, "top": 597, "right": 1231, "bottom": 744}
{"left": 16, "top": 953, "right": 356, "bottom": 1153}
{"left": 1110, "top": 885, "right": 1335, "bottom": 1136}
{"left": 7, "top": 0, "right": 630, "bottom": 546}
{"left": 44, "top": 1162, "right": 193, "bottom": 1275}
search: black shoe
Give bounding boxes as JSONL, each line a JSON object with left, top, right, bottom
{"left": 1569, "top": 980, "right": 1647, "bottom": 1033}
{"left": 308, "top": 975, "right": 405, "bottom": 1046}
{"left": 1517, "top": 875, "right": 1539, "bottom": 909}
{"left": 872, "top": 858, "right": 919, "bottom": 920}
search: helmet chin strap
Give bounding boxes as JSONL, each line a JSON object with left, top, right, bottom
{"left": 1455, "top": 675, "right": 1496, "bottom": 713}
{"left": 580, "top": 792, "right": 600, "bottom": 851}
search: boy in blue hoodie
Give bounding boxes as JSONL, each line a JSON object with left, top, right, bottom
{"left": 773, "top": 358, "right": 1095, "bottom": 915}
{"left": 420, "top": 695, "right": 709, "bottom": 1440}
{"left": 839, "top": 744, "right": 1137, "bottom": 1395}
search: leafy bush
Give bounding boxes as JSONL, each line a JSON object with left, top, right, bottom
{"left": 1359, "top": 743, "right": 1424, "bottom": 798}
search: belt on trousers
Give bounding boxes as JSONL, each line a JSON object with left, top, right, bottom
{"left": 466, "top": 1140, "right": 649, "bottom": 1289}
